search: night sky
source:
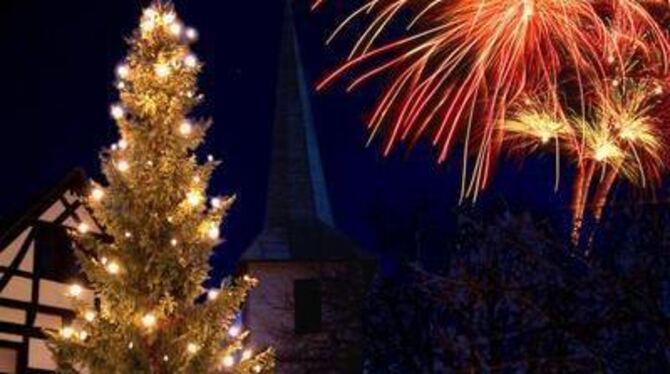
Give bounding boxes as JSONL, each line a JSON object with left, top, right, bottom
{"left": 0, "top": 1, "right": 574, "bottom": 279}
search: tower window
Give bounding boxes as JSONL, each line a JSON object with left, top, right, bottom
{"left": 294, "top": 279, "right": 321, "bottom": 334}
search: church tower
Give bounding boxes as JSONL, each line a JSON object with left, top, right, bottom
{"left": 238, "top": 2, "right": 372, "bottom": 373}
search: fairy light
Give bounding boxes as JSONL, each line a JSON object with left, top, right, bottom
{"left": 253, "top": 365, "right": 262, "bottom": 373}
{"left": 155, "top": 63, "right": 171, "bottom": 78}
{"left": 171, "top": 238, "right": 178, "bottom": 247}
{"left": 79, "top": 330, "right": 89, "bottom": 341}
{"left": 211, "top": 197, "right": 223, "bottom": 209}
{"left": 116, "top": 160, "right": 130, "bottom": 173}
{"left": 179, "top": 120, "right": 193, "bottom": 136}
{"left": 242, "top": 349, "right": 253, "bottom": 361}
{"left": 68, "top": 284, "right": 83, "bottom": 298}
{"left": 207, "top": 154, "right": 215, "bottom": 162}
{"left": 184, "top": 54, "right": 198, "bottom": 69}
{"left": 163, "top": 355, "right": 169, "bottom": 362}
{"left": 163, "top": 11, "right": 177, "bottom": 25}
{"left": 110, "top": 104, "right": 125, "bottom": 120}
{"left": 187, "top": 342, "right": 200, "bottom": 354}
{"left": 128, "top": 342, "right": 134, "bottom": 350}
{"left": 118, "top": 139, "right": 128, "bottom": 150}
{"left": 106, "top": 261, "right": 120, "bottom": 275}
{"left": 116, "top": 64, "right": 130, "bottom": 79}
{"left": 207, "top": 289, "right": 219, "bottom": 301}
{"left": 141, "top": 313, "right": 157, "bottom": 329}
{"left": 124, "top": 231, "right": 132, "bottom": 238}
{"left": 187, "top": 190, "right": 203, "bottom": 206}
{"left": 185, "top": 27, "right": 198, "bottom": 41}
{"left": 100, "top": 256, "right": 108, "bottom": 265}
{"left": 169, "top": 22, "right": 183, "bottom": 36}
{"left": 78, "top": 223, "right": 90, "bottom": 234}
{"left": 84, "top": 310, "right": 96, "bottom": 322}
{"left": 228, "top": 325, "right": 241, "bottom": 338}
{"left": 91, "top": 188, "right": 105, "bottom": 201}
{"left": 207, "top": 224, "right": 220, "bottom": 241}
{"left": 61, "top": 326, "right": 75, "bottom": 339}
{"left": 222, "top": 355, "right": 235, "bottom": 368}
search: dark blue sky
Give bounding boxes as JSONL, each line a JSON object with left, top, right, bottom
{"left": 0, "top": 1, "right": 574, "bottom": 277}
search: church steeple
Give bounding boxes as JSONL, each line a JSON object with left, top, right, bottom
{"left": 264, "top": 0, "right": 334, "bottom": 230}
{"left": 241, "top": 1, "right": 362, "bottom": 261}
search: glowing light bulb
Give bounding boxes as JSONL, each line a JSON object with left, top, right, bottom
{"left": 100, "top": 256, "right": 108, "bottom": 265}
{"left": 187, "top": 190, "right": 203, "bottom": 206}
{"left": 128, "top": 342, "right": 134, "bottom": 350}
{"left": 208, "top": 225, "right": 220, "bottom": 241}
{"left": 154, "top": 63, "right": 171, "bottom": 78}
{"left": 171, "top": 239, "right": 178, "bottom": 247}
{"left": 187, "top": 343, "right": 200, "bottom": 354}
{"left": 185, "top": 27, "right": 198, "bottom": 41}
{"left": 222, "top": 355, "right": 235, "bottom": 368}
{"left": 163, "top": 11, "right": 176, "bottom": 24}
{"left": 211, "top": 197, "right": 223, "bottom": 209}
{"left": 116, "top": 64, "right": 130, "bottom": 79}
{"left": 184, "top": 54, "right": 198, "bottom": 68}
{"left": 68, "top": 284, "right": 83, "bottom": 297}
{"left": 84, "top": 310, "right": 96, "bottom": 322}
{"left": 141, "top": 19, "right": 155, "bottom": 33}
{"left": 61, "top": 326, "right": 75, "bottom": 339}
{"left": 110, "top": 105, "right": 125, "bottom": 120}
{"left": 169, "top": 22, "right": 182, "bottom": 36}
{"left": 242, "top": 349, "right": 253, "bottom": 361}
{"left": 253, "top": 365, "right": 262, "bottom": 373}
{"left": 91, "top": 188, "right": 105, "bottom": 201}
{"left": 106, "top": 261, "right": 120, "bottom": 275}
{"left": 78, "top": 223, "right": 90, "bottom": 234}
{"left": 163, "top": 355, "right": 169, "bottom": 362}
{"left": 79, "top": 330, "right": 88, "bottom": 341}
{"left": 117, "top": 160, "right": 130, "bottom": 173}
{"left": 228, "top": 325, "right": 241, "bottom": 338}
{"left": 117, "top": 81, "right": 126, "bottom": 90}
{"left": 118, "top": 139, "right": 128, "bottom": 150}
{"left": 141, "top": 313, "right": 157, "bottom": 328}
{"left": 207, "top": 289, "right": 219, "bottom": 301}
{"left": 179, "top": 121, "right": 193, "bottom": 136}
{"left": 125, "top": 231, "right": 132, "bottom": 238}
{"left": 207, "top": 154, "right": 215, "bottom": 162}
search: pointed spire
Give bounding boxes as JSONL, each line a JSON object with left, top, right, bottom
{"left": 264, "top": 0, "right": 334, "bottom": 230}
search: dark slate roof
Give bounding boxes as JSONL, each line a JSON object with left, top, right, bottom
{"left": 241, "top": 1, "right": 364, "bottom": 262}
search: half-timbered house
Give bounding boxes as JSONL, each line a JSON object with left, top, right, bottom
{"left": 0, "top": 170, "right": 99, "bottom": 373}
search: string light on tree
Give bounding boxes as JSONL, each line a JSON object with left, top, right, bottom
{"left": 84, "top": 310, "right": 96, "bottom": 322}
{"left": 60, "top": 326, "right": 75, "bottom": 340}
{"left": 228, "top": 325, "right": 241, "bottom": 338}
{"left": 106, "top": 261, "right": 120, "bottom": 275}
{"left": 187, "top": 343, "right": 200, "bottom": 355}
{"left": 207, "top": 224, "right": 220, "bottom": 241}
{"left": 207, "top": 289, "right": 219, "bottom": 301}
{"left": 242, "top": 349, "right": 253, "bottom": 361}
{"left": 91, "top": 188, "right": 105, "bottom": 202}
{"left": 187, "top": 190, "right": 203, "bottom": 206}
{"left": 154, "top": 63, "right": 171, "bottom": 78}
{"left": 116, "top": 64, "right": 130, "bottom": 79}
{"left": 211, "top": 197, "right": 223, "bottom": 209}
{"left": 68, "top": 284, "right": 83, "bottom": 298}
{"left": 185, "top": 27, "right": 198, "bottom": 41}
{"left": 116, "top": 160, "right": 130, "bottom": 173}
{"left": 222, "top": 355, "right": 235, "bottom": 368}
{"left": 169, "top": 22, "right": 182, "bottom": 37}
{"left": 78, "top": 223, "right": 90, "bottom": 234}
{"left": 110, "top": 104, "right": 125, "bottom": 120}
{"left": 179, "top": 120, "right": 193, "bottom": 136}
{"left": 79, "top": 331, "right": 89, "bottom": 341}
{"left": 141, "top": 313, "right": 157, "bottom": 329}
{"left": 184, "top": 54, "right": 198, "bottom": 69}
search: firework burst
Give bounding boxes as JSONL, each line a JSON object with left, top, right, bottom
{"left": 315, "top": 0, "right": 670, "bottom": 244}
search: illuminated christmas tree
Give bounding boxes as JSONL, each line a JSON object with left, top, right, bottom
{"left": 47, "top": 3, "right": 274, "bottom": 373}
